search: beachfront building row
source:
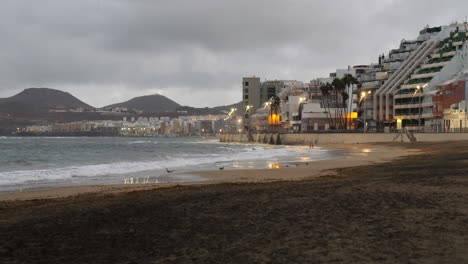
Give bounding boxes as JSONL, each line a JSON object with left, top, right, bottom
{"left": 19, "top": 114, "right": 244, "bottom": 136}
{"left": 243, "top": 22, "right": 468, "bottom": 133}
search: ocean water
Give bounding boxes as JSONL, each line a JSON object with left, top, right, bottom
{"left": 0, "top": 136, "right": 345, "bottom": 192}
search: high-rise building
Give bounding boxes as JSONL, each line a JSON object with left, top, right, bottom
{"left": 242, "top": 77, "right": 261, "bottom": 121}
{"left": 374, "top": 23, "right": 468, "bottom": 129}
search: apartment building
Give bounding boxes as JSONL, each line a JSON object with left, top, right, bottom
{"left": 373, "top": 23, "right": 468, "bottom": 129}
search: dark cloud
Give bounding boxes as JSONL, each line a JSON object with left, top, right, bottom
{"left": 1, "top": 0, "right": 468, "bottom": 107}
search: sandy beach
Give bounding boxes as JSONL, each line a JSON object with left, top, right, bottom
{"left": 1, "top": 141, "right": 468, "bottom": 263}
{"left": 0, "top": 143, "right": 416, "bottom": 201}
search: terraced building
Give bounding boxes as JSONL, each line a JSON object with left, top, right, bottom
{"left": 373, "top": 23, "right": 468, "bottom": 129}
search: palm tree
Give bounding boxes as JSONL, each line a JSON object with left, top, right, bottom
{"left": 342, "top": 74, "right": 359, "bottom": 129}
{"left": 320, "top": 83, "right": 334, "bottom": 128}
{"left": 332, "top": 78, "right": 347, "bottom": 129}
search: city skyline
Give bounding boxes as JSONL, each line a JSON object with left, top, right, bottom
{"left": 1, "top": 0, "right": 468, "bottom": 107}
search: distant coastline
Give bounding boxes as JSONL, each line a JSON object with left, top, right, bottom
{"left": 2, "top": 132, "right": 214, "bottom": 138}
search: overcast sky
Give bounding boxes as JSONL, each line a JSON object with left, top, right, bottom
{"left": 1, "top": 0, "right": 468, "bottom": 107}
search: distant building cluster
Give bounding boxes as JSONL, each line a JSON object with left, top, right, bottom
{"left": 50, "top": 106, "right": 140, "bottom": 114}
{"left": 18, "top": 114, "right": 244, "bottom": 136}
{"left": 243, "top": 23, "right": 468, "bottom": 133}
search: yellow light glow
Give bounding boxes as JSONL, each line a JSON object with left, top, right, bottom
{"left": 344, "top": 112, "right": 358, "bottom": 119}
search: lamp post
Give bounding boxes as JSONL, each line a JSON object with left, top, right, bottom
{"left": 244, "top": 105, "right": 253, "bottom": 132}
{"left": 297, "top": 97, "right": 306, "bottom": 133}
{"left": 412, "top": 84, "right": 426, "bottom": 131}
{"left": 360, "top": 90, "right": 372, "bottom": 133}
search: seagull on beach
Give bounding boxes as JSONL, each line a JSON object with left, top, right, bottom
{"left": 166, "top": 168, "right": 174, "bottom": 173}
{"left": 219, "top": 166, "right": 224, "bottom": 170}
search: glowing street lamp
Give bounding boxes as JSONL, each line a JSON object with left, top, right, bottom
{"left": 413, "top": 83, "right": 427, "bottom": 130}
{"left": 360, "top": 90, "right": 372, "bottom": 132}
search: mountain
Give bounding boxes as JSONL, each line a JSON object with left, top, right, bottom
{"left": 0, "top": 88, "right": 93, "bottom": 113}
{"left": 104, "top": 94, "right": 181, "bottom": 113}
{"left": 175, "top": 101, "right": 243, "bottom": 115}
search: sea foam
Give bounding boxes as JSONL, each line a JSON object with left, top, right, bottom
{"left": 0, "top": 145, "right": 323, "bottom": 185}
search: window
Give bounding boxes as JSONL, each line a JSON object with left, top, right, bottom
{"left": 245, "top": 114, "right": 249, "bottom": 118}
{"left": 244, "top": 81, "right": 249, "bottom": 86}
{"left": 244, "top": 94, "right": 249, "bottom": 99}
{"left": 244, "top": 88, "right": 248, "bottom": 93}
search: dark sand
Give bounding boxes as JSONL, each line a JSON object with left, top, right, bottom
{"left": 1, "top": 141, "right": 468, "bottom": 263}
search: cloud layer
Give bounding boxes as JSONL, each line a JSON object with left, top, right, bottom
{"left": 1, "top": 0, "right": 468, "bottom": 107}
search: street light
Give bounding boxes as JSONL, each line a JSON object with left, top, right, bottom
{"left": 360, "top": 91, "right": 372, "bottom": 132}
{"left": 244, "top": 105, "right": 253, "bottom": 132}
{"left": 412, "top": 84, "right": 427, "bottom": 131}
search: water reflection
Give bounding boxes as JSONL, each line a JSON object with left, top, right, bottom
{"left": 124, "top": 176, "right": 159, "bottom": 184}
{"left": 267, "top": 162, "right": 281, "bottom": 169}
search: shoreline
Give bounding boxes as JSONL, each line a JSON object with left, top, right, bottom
{"left": 0, "top": 143, "right": 419, "bottom": 202}
{"left": 2, "top": 141, "right": 468, "bottom": 263}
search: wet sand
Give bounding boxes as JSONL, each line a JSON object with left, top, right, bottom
{"left": 1, "top": 141, "right": 468, "bottom": 263}
{"left": 0, "top": 144, "right": 414, "bottom": 201}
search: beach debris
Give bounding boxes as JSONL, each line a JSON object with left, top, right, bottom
{"left": 166, "top": 168, "right": 174, "bottom": 173}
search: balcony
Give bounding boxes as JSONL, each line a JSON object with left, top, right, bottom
{"left": 394, "top": 93, "right": 424, "bottom": 99}
{"left": 401, "top": 83, "right": 425, "bottom": 89}
{"left": 411, "top": 72, "right": 437, "bottom": 79}
{"left": 361, "top": 81, "right": 379, "bottom": 89}
{"left": 421, "top": 61, "right": 448, "bottom": 69}
{"left": 394, "top": 113, "right": 434, "bottom": 120}
{"left": 443, "top": 51, "right": 456, "bottom": 57}
{"left": 393, "top": 101, "right": 433, "bottom": 109}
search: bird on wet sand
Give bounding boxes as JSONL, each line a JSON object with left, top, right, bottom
{"left": 166, "top": 168, "right": 174, "bottom": 173}
{"left": 219, "top": 166, "right": 224, "bottom": 170}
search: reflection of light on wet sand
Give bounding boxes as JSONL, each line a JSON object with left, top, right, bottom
{"left": 300, "top": 157, "right": 311, "bottom": 161}
{"left": 124, "top": 176, "right": 158, "bottom": 184}
{"left": 362, "top": 149, "right": 372, "bottom": 153}
{"left": 268, "top": 162, "right": 281, "bottom": 169}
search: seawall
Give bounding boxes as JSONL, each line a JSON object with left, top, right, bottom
{"left": 220, "top": 132, "right": 468, "bottom": 145}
